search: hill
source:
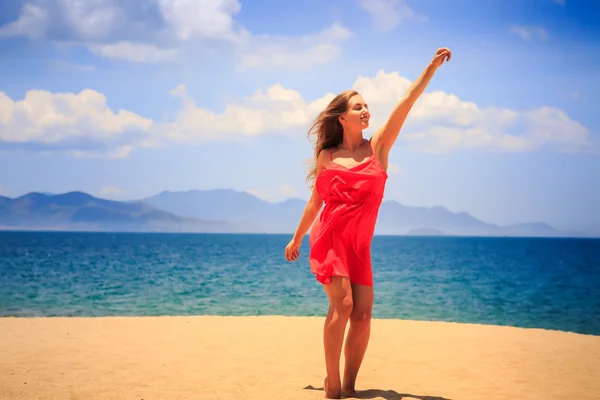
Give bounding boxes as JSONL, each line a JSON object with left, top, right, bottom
{"left": 1, "top": 189, "right": 587, "bottom": 237}
{"left": 0, "top": 191, "right": 233, "bottom": 233}
{"left": 143, "top": 189, "right": 579, "bottom": 237}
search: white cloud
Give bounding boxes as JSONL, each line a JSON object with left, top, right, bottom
{"left": 0, "top": 0, "right": 234, "bottom": 46}
{"left": 164, "top": 69, "right": 592, "bottom": 153}
{"left": 237, "top": 23, "right": 352, "bottom": 70}
{"left": 0, "top": 2, "right": 48, "bottom": 39}
{"left": 0, "top": 0, "right": 351, "bottom": 69}
{"left": 399, "top": 103, "right": 588, "bottom": 154}
{"left": 58, "top": 0, "right": 126, "bottom": 40}
{"left": 99, "top": 186, "right": 130, "bottom": 198}
{"left": 161, "top": 83, "right": 337, "bottom": 140}
{"left": 509, "top": 25, "right": 549, "bottom": 41}
{"left": 0, "top": 70, "right": 593, "bottom": 157}
{"left": 357, "top": 0, "right": 426, "bottom": 32}
{"left": 156, "top": 0, "right": 244, "bottom": 41}
{"left": 0, "top": 0, "right": 138, "bottom": 40}
{"left": 350, "top": 71, "right": 588, "bottom": 153}
{"left": 89, "top": 41, "right": 178, "bottom": 63}
{"left": 0, "top": 89, "right": 153, "bottom": 156}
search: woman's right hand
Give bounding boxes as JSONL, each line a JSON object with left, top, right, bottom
{"left": 285, "top": 236, "right": 302, "bottom": 262}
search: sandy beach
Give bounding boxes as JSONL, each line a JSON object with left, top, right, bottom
{"left": 1, "top": 316, "right": 599, "bottom": 400}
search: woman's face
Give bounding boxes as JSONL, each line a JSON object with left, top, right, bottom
{"left": 341, "top": 94, "right": 370, "bottom": 130}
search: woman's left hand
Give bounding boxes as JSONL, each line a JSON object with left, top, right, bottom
{"left": 431, "top": 47, "right": 451, "bottom": 68}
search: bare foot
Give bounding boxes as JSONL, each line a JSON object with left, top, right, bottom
{"left": 324, "top": 377, "right": 342, "bottom": 399}
{"left": 342, "top": 386, "right": 358, "bottom": 398}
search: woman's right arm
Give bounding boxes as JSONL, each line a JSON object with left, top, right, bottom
{"left": 292, "top": 186, "right": 323, "bottom": 242}
{"left": 285, "top": 150, "right": 328, "bottom": 262}
{"left": 291, "top": 150, "right": 328, "bottom": 242}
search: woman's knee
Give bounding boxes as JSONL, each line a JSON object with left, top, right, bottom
{"left": 325, "top": 277, "right": 354, "bottom": 319}
{"left": 332, "top": 292, "right": 354, "bottom": 319}
{"left": 350, "top": 306, "right": 372, "bottom": 325}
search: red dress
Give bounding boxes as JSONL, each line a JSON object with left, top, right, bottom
{"left": 309, "top": 141, "right": 388, "bottom": 286}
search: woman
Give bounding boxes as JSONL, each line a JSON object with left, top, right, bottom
{"left": 285, "top": 47, "right": 451, "bottom": 399}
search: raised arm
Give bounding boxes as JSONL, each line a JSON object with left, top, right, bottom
{"left": 371, "top": 48, "right": 451, "bottom": 167}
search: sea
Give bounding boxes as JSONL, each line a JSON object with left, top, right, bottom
{"left": 1, "top": 231, "right": 599, "bottom": 336}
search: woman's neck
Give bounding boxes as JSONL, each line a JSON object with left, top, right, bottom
{"left": 341, "top": 129, "right": 364, "bottom": 152}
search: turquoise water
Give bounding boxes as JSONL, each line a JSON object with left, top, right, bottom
{"left": 1, "top": 231, "right": 599, "bottom": 335}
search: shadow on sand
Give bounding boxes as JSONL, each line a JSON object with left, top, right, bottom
{"left": 303, "top": 384, "right": 452, "bottom": 400}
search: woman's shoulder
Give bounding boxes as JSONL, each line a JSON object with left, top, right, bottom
{"left": 316, "top": 148, "right": 331, "bottom": 170}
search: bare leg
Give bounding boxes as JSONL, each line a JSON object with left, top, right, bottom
{"left": 322, "top": 277, "right": 354, "bottom": 399}
{"left": 342, "top": 284, "right": 374, "bottom": 397}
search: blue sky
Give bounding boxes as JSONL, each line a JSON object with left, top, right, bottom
{"left": 0, "top": 0, "right": 599, "bottom": 233}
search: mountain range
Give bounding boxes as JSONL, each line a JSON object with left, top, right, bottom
{"left": 0, "top": 189, "right": 591, "bottom": 237}
{"left": 0, "top": 191, "right": 233, "bottom": 233}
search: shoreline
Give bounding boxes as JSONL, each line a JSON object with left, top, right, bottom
{"left": 2, "top": 315, "right": 599, "bottom": 400}
{"left": 2, "top": 314, "right": 598, "bottom": 337}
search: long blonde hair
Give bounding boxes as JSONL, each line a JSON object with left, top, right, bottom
{"left": 306, "top": 89, "right": 358, "bottom": 188}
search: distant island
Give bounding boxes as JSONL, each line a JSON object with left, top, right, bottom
{"left": 0, "top": 189, "right": 593, "bottom": 238}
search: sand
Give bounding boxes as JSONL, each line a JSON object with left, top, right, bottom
{"left": 1, "top": 316, "right": 599, "bottom": 400}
